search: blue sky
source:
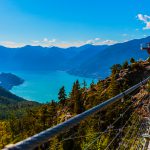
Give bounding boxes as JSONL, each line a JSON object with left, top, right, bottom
{"left": 0, "top": 0, "right": 150, "bottom": 47}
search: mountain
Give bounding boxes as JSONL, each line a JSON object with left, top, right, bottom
{"left": 68, "top": 36, "right": 150, "bottom": 78}
{"left": 65, "top": 45, "right": 108, "bottom": 69}
{"left": 0, "top": 36, "right": 149, "bottom": 78}
{"left": 0, "top": 45, "right": 64, "bottom": 70}
{"left": 0, "top": 72, "right": 24, "bottom": 90}
{"left": 0, "top": 44, "right": 108, "bottom": 71}
{"left": 1, "top": 45, "right": 70, "bottom": 70}
{"left": 0, "top": 86, "right": 25, "bottom": 102}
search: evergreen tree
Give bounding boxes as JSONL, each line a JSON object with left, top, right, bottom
{"left": 70, "top": 80, "right": 83, "bottom": 114}
{"left": 58, "top": 86, "right": 66, "bottom": 106}
{"left": 49, "top": 100, "right": 57, "bottom": 125}
{"left": 107, "top": 75, "right": 120, "bottom": 98}
{"left": 111, "top": 64, "right": 122, "bottom": 74}
{"left": 82, "top": 80, "right": 87, "bottom": 91}
{"left": 39, "top": 105, "right": 49, "bottom": 129}
{"left": 130, "top": 57, "right": 135, "bottom": 63}
{"left": 122, "top": 61, "right": 129, "bottom": 69}
{"left": 90, "top": 80, "right": 96, "bottom": 91}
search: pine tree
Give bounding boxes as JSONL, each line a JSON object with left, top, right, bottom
{"left": 58, "top": 86, "right": 66, "bottom": 106}
{"left": 130, "top": 57, "right": 135, "bottom": 63}
{"left": 39, "top": 105, "right": 49, "bottom": 129}
{"left": 122, "top": 61, "right": 129, "bottom": 69}
{"left": 107, "top": 75, "right": 120, "bottom": 98}
{"left": 49, "top": 100, "right": 57, "bottom": 125}
{"left": 83, "top": 80, "right": 87, "bottom": 91}
{"left": 111, "top": 64, "right": 122, "bottom": 74}
{"left": 70, "top": 80, "right": 83, "bottom": 114}
{"left": 90, "top": 80, "right": 95, "bottom": 91}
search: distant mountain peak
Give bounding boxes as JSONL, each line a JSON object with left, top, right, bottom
{"left": 22, "top": 45, "right": 44, "bottom": 49}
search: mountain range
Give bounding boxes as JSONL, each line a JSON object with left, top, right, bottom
{"left": 0, "top": 36, "right": 149, "bottom": 78}
{"left": 69, "top": 37, "right": 150, "bottom": 78}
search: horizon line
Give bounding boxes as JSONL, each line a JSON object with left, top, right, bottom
{"left": 0, "top": 36, "right": 149, "bottom": 49}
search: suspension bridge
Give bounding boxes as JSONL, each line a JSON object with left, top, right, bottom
{"left": 3, "top": 76, "right": 150, "bottom": 150}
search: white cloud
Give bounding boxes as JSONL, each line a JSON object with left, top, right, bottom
{"left": 54, "top": 39, "right": 117, "bottom": 48}
{"left": 137, "top": 14, "right": 150, "bottom": 30}
{"left": 31, "top": 38, "right": 57, "bottom": 47}
{"left": 83, "top": 37, "right": 117, "bottom": 45}
{"left": 84, "top": 38, "right": 117, "bottom": 45}
{"left": 43, "top": 38, "right": 48, "bottom": 42}
{"left": 86, "top": 39, "right": 94, "bottom": 44}
{"left": 81, "top": 38, "right": 101, "bottom": 45}
{"left": 31, "top": 37, "right": 117, "bottom": 48}
{"left": 0, "top": 41, "right": 25, "bottom": 48}
{"left": 98, "top": 40, "right": 117, "bottom": 45}
{"left": 0, "top": 38, "right": 117, "bottom": 48}
{"left": 0, "top": 38, "right": 57, "bottom": 48}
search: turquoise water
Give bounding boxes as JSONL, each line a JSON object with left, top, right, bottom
{"left": 10, "top": 71, "right": 96, "bottom": 103}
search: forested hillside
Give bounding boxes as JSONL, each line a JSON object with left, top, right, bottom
{"left": 1, "top": 58, "right": 150, "bottom": 149}
{"left": 0, "top": 86, "right": 39, "bottom": 120}
{"left": 0, "top": 73, "right": 24, "bottom": 90}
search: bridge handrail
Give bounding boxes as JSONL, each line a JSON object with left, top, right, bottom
{"left": 3, "top": 76, "right": 150, "bottom": 150}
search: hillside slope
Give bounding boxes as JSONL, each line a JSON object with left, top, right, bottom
{"left": 0, "top": 86, "right": 39, "bottom": 119}
{"left": 68, "top": 36, "right": 150, "bottom": 77}
{"left": 65, "top": 45, "right": 108, "bottom": 69}
{"left": 0, "top": 72, "right": 24, "bottom": 90}
{"left": 1, "top": 59, "right": 149, "bottom": 149}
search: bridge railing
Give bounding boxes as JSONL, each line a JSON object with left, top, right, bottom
{"left": 3, "top": 76, "right": 150, "bottom": 150}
